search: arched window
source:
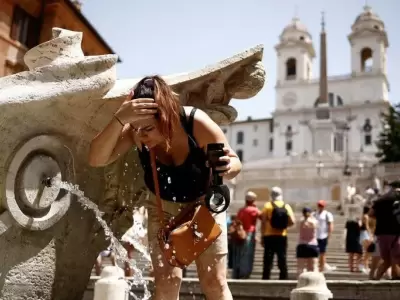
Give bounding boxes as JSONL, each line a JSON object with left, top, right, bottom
{"left": 362, "top": 118, "right": 372, "bottom": 146}
{"left": 286, "top": 58, "right": 297, "bottom": 80}
{"left": 236, "top": 131, "right": 244, "bottom": 144}
{"left": 361, "top": 48, "right": 373, "bottom": 72}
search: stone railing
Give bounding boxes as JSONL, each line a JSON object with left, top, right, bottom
{"left": 84, "top": 276, "right": 400, "bottom": 300}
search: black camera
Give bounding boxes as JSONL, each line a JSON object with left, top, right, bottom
{"left": 204, "top": 143, "right": 230, "bottom": 214}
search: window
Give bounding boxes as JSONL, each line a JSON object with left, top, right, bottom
{"left": 363, "top": 118, "right": 372, "bottom": 146}
{"left": 364, "top": 135, "right": 372, "bottom": 145}
{"left": 286, "top": 58, "right": 297, "bottom": 80}
{"left": 253, "top": 139, "right": 258, "bottom": 146}
{"left": 269, "top": 120, "right": 274, "bottom": 133}
{"left": 10, "top": 6, "right": 41, "bottom": 49}
{"left": 253, "top": 124, "right": 258, "bottom": 131}
{"left": 237, "top": 150, "right": 243, "bottom": 162}
{"left": 269, "top": 138, "right": 274, "bottom": 152}
{"left": 285, "top": 141, "right": 292, "bottom": 153}
{"left": 285, "top": 125, "right": 293, "bottom": 154}
{"left": 361, "top": 48, "right": 373, "bottom": 72}
{"left": 333, "top": 132, "right": 344, "bottom": 152}
{"left": 236, "top": 131, "right": 244, "bottom": 144}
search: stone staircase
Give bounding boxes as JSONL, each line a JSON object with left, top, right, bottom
{"left": 92, "top": 208, "right": 369, "bottom": 280}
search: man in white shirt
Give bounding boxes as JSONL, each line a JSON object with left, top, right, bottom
{"left": 315, "top": 200, "right": 336, "bottom": 272}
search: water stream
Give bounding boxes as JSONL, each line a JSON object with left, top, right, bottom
{"left": 55, "top": 179, "right": 152, "bottom": 300}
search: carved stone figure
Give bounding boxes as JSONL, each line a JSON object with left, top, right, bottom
{"left": 0, "top": 28, "right": 265, "bottom": 300}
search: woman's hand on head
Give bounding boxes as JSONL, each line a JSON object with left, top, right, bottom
{"left": 115, "top": 90, "right": 158, "bottom": 124}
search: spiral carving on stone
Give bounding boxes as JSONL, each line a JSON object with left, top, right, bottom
{"left": 5, "top": 135, "right": 75, "bottom": 231}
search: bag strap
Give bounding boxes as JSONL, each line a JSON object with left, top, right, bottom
{"left": 149, "top": 150, "right": 165, "bottom": 228}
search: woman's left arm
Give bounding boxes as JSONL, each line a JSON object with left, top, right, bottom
{"left": 192, "top": 109, "right": 242, "bottom": 180}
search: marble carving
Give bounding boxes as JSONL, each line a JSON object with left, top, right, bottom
{"left": 0, "top": 28, "right": 265, "bottom": 300}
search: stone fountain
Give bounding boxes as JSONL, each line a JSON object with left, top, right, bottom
{"left": 0, "top": 28, "right": 265, "bottom": 300}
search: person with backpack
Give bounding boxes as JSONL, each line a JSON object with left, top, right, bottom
{"left": 260, "top": 186, "right": 295, "bottom": 280}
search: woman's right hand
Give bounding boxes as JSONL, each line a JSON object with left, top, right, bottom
{"left": 114, "top": 90, "right": 158, "bottom": 124}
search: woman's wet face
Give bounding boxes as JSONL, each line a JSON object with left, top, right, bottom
{"left": 132, "top": 118, "right": 163, "bottom": 148}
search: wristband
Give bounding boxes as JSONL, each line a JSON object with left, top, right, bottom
{"left": 114, "top": 115, "right": 124, "bottom": 126}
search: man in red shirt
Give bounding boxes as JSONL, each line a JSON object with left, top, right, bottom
{"left": 232, "top": 191, "right": 261, "bottom": 278}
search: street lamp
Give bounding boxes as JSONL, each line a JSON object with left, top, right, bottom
{"left": 342, "top": 124, "right": 351, "bottom": 176}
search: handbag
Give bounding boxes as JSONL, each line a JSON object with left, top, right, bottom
{"left": 149, "top": 150, "right": 222, "bottom": 268}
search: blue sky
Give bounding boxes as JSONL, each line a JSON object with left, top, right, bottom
{"left": 82, "top": 0, "right": 398, "bottom": 121}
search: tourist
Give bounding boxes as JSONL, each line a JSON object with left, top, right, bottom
{"left": 232, "top": 191, "right": 261, "bottom": 279}
{"left": 369, "top": 181, "right": 400, "bottom": 280}
{"left": 227, "top": 214, "right": 236, "bottom": 269}
{"left": 89, "top": 75, "right": 241, "bottom": 300}
{"left": 314, "top": 200, "right": 336, "bottom": 272}
{"left": 229, "top": 218, "right": 247, "bottom": 278}
{"left": 260, "top": 187, "right": 295, "bottom": 280}
{"left": 296, "top": 207, "right": 319, "bottom": 277}
{"left": 95, "top": 245, "right": 116, "bottom": 276}
{"left": 359, "top": 206, "right": 373, "bottom": 273}
{"left": 343, "top": 207, "right": 362, "bottom": 273}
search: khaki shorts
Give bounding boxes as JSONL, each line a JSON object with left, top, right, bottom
{"left": 145, "top": 192, "right": 228, "bottom": 261}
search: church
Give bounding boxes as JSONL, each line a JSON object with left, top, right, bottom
{"left": 221, "top": 5, "right": 390, "bottom": 208}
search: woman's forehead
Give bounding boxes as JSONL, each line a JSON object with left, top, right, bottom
{"left": 131, "top": 118, "right": 157, "bottom": 128}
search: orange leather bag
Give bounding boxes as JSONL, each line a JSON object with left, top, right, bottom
{"left": 150, "top": 150, "right": 222, "bottom": 268}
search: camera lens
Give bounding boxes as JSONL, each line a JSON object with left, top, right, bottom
{"left": 208, "top": 193, "right": 225, "bottom": 213}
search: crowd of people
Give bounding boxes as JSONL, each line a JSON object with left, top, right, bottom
{"left": 228, "top": 181, "right": 400, "bottom": 280}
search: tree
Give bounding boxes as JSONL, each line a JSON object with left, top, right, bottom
{"left": 376, "top": 103, "right": 400, "bottom": 163}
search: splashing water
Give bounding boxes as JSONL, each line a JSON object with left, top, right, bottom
{"left": 55, "top": 179, "right": 151, "bottom": 300}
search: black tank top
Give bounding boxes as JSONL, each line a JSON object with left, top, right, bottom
{"left": 138, "top": 108, "right": 210, "bottom": 203}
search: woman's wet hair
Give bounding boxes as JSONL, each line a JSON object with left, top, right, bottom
{"left": 132, "top": 75, "right": 181, "bottom": 149}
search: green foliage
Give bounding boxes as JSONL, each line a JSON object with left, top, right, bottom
{"left": 376, "top": 103, "right": 400, "bottom": 163}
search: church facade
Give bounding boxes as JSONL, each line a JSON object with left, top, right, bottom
{"left": 222, "top": 6, "right": 391, "bottom": 208}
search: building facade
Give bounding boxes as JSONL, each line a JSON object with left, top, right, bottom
{"left": 0, "top": 0, "right": 118, "bottom": 77}
{"left": 222, "top": 6, "right": 392, "bottom": 208}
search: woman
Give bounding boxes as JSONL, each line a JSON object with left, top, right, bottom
{"left": 359, "top": 206, "right": 372, "bottom": 273}
{"left": 344, "top": 209, "right": 362, "bottom": 273}
{"left": 89, "top": 75, "right": 241, "bottom": 300}
{"left": 296, "top": 207, "right": 319, "bottom": 277}
{"left": 232, "top": 191, "right": 260, "bottom": 279}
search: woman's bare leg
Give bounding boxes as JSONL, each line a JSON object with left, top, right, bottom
{"left": 306, "top": 258, "right": 317, "bottom": 272}
{"left": 150, "top": 247, "right": 182, "bottom": 300}
{"left": 348, "top": 253, "right": 354, "bottom": 272}
{"left": 196, "top": 253, "right": 232, "bottom": 300}
{"left": 369, "top": 256, "right": 380, "bottom": 279}
{"left": 297, "top": 258, "right": 305, "bottom": 277}
{"left": 95, "top": 255, "right": 102, "bottom": 276}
